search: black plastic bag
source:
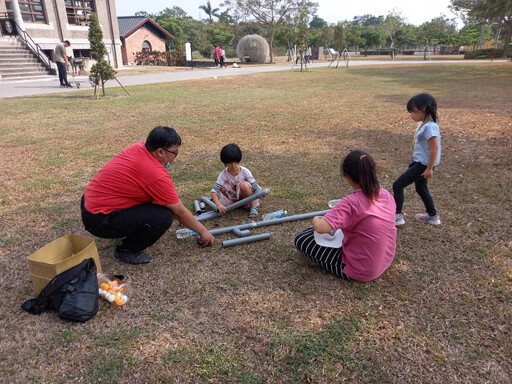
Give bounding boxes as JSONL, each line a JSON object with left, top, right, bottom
{"left": 22, "top": 258, "right": 99, "bottom": 322}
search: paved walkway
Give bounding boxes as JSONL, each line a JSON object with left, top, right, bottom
{"left": 0, "top": 59, "right": 497, "bottom": 99}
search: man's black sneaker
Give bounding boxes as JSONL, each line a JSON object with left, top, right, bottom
{"left": 65, "top": 83, "right": 73, "bottom": 87}
{"left": 114, "top": 249, "right": 153, "bottom": 264}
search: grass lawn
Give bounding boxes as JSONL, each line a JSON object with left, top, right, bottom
{"left": 0, "top": 62, "right": 511, "bottom": 383}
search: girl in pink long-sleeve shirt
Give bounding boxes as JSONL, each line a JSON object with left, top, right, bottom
{"left": 294, "top": 150, "right": 397, "bottom": 281}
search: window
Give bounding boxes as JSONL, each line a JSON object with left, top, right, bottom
{"left": 65, "top": 0, "right": 95, "bottom": 26}
{"left": 142, "top": 41, "right": 152, "bottom": 52}
{"left": 5, "top": 0, "right": 47, "bottom": 23}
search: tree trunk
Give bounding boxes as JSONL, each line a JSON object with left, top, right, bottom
{"left": 502, "top": 24, "right": 511, "bottom": 58}
{"left": 478, "top": 24, "right": 486, "bottom": 49}
{"left": 269, "top": 27, "right": 275, "bottom": 63}
{"left": 494, "top": 27, "right": 501, "bottom": 49}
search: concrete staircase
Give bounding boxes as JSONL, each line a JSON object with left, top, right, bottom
{"left": 0, "top": 37, "right": 55, "bottom": 81}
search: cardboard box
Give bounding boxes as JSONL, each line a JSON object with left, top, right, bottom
{"left": 27, "top": 234, "right": 102, "bottom": 294}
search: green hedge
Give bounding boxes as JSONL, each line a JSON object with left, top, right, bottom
{"left": 362, "top": 49, "right": 395, "bottom": 56}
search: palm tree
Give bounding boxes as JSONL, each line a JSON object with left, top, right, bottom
{"left": 199, "top": 1, "right": 220, "bottom": 23}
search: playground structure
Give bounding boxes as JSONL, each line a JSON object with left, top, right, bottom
{"left": 328, "top": 47, "right": 351, "bottom": 69}
{"left": 180, "top": 188, "right": 330, "bottom": 247}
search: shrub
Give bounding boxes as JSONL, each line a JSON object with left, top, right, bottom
{"left": 167, "top": 49, "right": 186, "bottom": 66}
{"left": 224, "top": 46, "right": 236, "bottom": 59}
{"left": 362, "top": 49, "right": 393, "bottom": 56}
{"left": 134, "top": 51, "right": 167, "bottom": 65}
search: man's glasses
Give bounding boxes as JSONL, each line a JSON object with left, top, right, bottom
{"left": 162, "top": 148, "right": 179, "bottom": 157}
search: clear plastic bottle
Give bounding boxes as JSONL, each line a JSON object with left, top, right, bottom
{"left": 176, "top": 228, "right": 197, "bottom": 239}
{"left": 328, "top": 199, "right": 341, "bottom": 208}
{"left": 262, "top": 209, "right": 287, "bottom": 221}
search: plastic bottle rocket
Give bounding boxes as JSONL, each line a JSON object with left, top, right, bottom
{"left": 328, "top": 199, "right": 341, "bottom": 208}
{"left": 262, "top": 209, "right": 287, "bottom": 221}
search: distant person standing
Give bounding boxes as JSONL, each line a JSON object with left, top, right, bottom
{"left": 219, "top": 44, "right": 226, "bottom": 68}
{"left": 213, "top": 44, "right": 221, "bottom": 67}
{"left": 305, "top": 45, "right": 312, "bottom": 64}
{"left": 55, "top": 40, "right": 72, "bottom": 87}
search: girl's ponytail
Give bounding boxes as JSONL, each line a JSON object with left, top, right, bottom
{"left": 341, "top": 151, "right": 380, "bottom": 204}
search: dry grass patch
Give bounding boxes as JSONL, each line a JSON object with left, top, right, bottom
{"left": 0, "top": 62, "right": 511, "bottom": 383}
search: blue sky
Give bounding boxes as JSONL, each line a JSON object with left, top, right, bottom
{"left": 115, "top": 0, "right": 461, "bottom": 28}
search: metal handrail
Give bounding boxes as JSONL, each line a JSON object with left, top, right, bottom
{"left": 7, "top": 17, "right": 53, "bottom": 70}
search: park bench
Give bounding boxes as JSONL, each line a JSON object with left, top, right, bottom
{"left": 488, "top": 53, "right": 501, "bottom": 62}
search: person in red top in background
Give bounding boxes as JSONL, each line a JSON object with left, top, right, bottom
{"left": 213, "top": 44, "right": 221, "bottom": 67}
{"left": 81, "top": 126, "right": 214, "bottom": 264}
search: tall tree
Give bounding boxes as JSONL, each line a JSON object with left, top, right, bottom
{"left": 88, "top": 12, "right": 116, "bottom": 97}
{"left": 458, "top": 23, "right": 490, "bottom": 49}
{"left": 309, "top": 16, "right": 326, "bottom": 30}
{"left": 379, "top": 11, "right": 404, "bottom": 52}
{"left": 360, "top": 26, "right": 383, "bottom": 55}
{"left": 345, "top": 22, "right": 365, "bottom": 51}
{"left": 353, "top": 14, "right": 384, "bottom": 27}
{"left": 451, "top": 0, "right": 512, "bottom": 57}
{"left": 221, "top": 0, "right": 318, "bottom": 63}
{"left": 199, "top": 1, "right": 221, "bottom": 23}
{"left": 332, "top": 22, "right": 346, "bottom": 53}
{"left": 418, "top": 16, "right": 458, "bottom": 47}
{"left": 152, "top": 6, "right": 191, "bottom": 19}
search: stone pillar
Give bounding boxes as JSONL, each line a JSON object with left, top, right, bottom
{"left": 185, "top": 42, "right": 192, "bottom": 61}
{"left": 11, "top": 0, "right": 26, "bottom": 32}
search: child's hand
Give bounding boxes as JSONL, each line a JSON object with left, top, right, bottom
{"left": 217, "top": 204, "right": 226, "bottom": 214}
{"left": 422, "top": 168, "right": 434, "bottom": 179}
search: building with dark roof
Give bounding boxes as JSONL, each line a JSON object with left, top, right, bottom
{"left": 117, "top": 16, "right": 173, "bottom": 65}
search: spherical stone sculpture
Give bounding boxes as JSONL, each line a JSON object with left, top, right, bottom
{"left": 236, "top": 34, "right": 269, "bottom": 64}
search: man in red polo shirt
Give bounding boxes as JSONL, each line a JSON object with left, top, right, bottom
{"left": 81, "top": 126, "right": 214, "bottom": 264}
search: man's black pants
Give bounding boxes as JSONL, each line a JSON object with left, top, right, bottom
{"left": 81, "top": 196, "right": 174, "bottom": 252}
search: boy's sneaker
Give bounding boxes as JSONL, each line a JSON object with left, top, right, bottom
{"left": 415, "top": 213, "right": 441, "bottom": 225}
{"left": 395, "top": 213, "right": 405, "bottom": 226}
